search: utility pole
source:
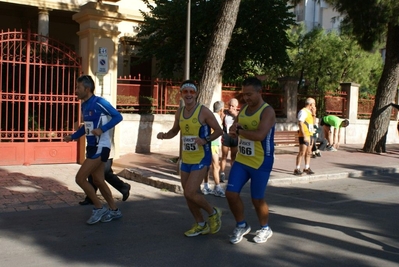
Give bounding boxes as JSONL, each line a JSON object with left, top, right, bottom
{"left": 177, "top": 0, "right": 191, "bottom": 174}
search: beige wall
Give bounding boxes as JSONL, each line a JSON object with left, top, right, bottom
{"left": 321, "top": 8, "right": 341, "bottom": 32}
{"left": 119, "top": 114, "right": 177, "bottom": 155}
{"left": 3, "top": 0, "right": 88, "bottom": 10}
{"left": 2, "top": 0, "right": 149, "bottom": 12}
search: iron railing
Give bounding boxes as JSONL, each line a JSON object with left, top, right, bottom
{"left": 116, "top": 76, "right": 393, "bottom": 119}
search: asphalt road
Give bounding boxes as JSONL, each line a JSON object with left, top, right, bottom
{"left": 0, "top": 173, "right": 398, "bottom": 267}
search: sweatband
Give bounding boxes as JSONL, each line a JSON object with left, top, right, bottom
{"left": 180, "top": 83, "right": 197, "bottom": 91}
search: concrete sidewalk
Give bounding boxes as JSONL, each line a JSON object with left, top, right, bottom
{"left": 115, "top": 143, "right": 399, "bottom": 192}
{"left": 0, "top": 143, "right": 398, "bottom": 212}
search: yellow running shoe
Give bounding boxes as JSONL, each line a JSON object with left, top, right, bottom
{"left": 208, "top": 207, "right": 222, "bottom": 234}
{"left": 184, "top": 223, "right": 210, "bottom": 237}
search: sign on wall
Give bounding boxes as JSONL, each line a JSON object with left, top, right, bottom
{"left": 97, "top": 47, "right": 109, "bottom": 74}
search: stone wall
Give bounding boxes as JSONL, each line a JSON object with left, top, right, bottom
{"left": 118, "top": 114, "right": 177, "bottom": 155}
{"left": 117, "top": 114, "right": 399, "bottom": 156}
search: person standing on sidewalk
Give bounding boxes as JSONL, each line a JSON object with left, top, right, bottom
{"left": 202, "top": 101, "right": 226, "bottom": 197}
{"left": 294, "top": 98, "right": 316, "bottom": 175}
{"left": 220, "top": 98, "right": 239, "bottom": 183}
{"left": 79, "top": 128, "right": 131, "bottom": 205}
{"left": 64, "top": 75, "right": 123, "bottom": 224}
{"left": 321, "top": 115, "right": 349, "bottom": 151}
{"left": 226, "top": 77, "right": 276, "bottom": 244}
{"left": 156, "top": 80, "right": 223, "bottom": 237}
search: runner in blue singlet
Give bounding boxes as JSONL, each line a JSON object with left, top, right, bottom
{"left": 64, "top": 75, "right": 123, "bottom": 225}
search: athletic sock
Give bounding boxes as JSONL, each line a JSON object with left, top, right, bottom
{"left": 261, "top": 224, "right": 269, "bottom": 229}
{"left": 211, "top": 207, "right": 218, "bottom": 215}
{"left": 237, "top": 220, "right": 247, "bottom": 228}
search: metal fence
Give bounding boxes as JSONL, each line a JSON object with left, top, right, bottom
{"left": 116, "top": 76, "right": 391, "bottom": 119}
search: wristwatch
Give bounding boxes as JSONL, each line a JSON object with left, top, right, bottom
{"left": 236, "top": 125, "right": 244, "bottom": 135}
{"left": 205, "top": 135, "right": 211, "bottom": 142}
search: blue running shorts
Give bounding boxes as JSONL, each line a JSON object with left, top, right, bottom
{"left": 226, "top": 160, "right": 273, "bottom": 199}
{"left": 180, "top": 157, "right": 211, "bottom": 173}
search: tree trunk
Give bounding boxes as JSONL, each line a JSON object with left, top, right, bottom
{"left": 363, "top": 23, "right": 399, "bottom": 153}
{"left": 197, "top": 0, "right": 241, "bottom": 108}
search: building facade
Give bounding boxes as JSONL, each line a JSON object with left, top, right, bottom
{"left": 0, "top": 0, "right": 150, "bottom": 165}
{"left": 292, "top": 0, "right": 342, "bottom": 32}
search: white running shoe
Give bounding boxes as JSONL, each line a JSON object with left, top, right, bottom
{"left": 202, "top": 187, "right": 214, "bottom": 195}
{"left": 86, "top": 206, "right": 108, "bottom": 225}
{"left": 253, "top": 227, "right": 273, "bottom": 243}
{"left": 213, "top": 188, "right": 225, "bottom": 198}
{"left": 101, "top": 209, "right": 123, "bottom": 223}
{"left": 230, "top": 224, "right": 251, "bottom": 244}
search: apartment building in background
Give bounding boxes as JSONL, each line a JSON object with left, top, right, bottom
{"left": 291, "top": 0, "right": 342, "bottom": 32}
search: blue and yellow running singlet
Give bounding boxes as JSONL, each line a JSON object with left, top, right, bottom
{"left": 179, "top": 104, "right": 212, "bottom": 164}
{"left": 235, "top": 103, "right": 275, "bottom": 170}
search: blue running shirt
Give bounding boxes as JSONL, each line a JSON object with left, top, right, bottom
{"left": 71, "top": 95, "right": 123, "bottom": 148}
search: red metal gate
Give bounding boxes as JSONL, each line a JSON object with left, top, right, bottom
{"left": 0, "top": 29, "right": 81, "bottom": 165}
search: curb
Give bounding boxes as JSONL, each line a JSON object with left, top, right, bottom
{"left": 269, "top": 166, "right": 399, "bottom": 186}
{"left": 118, "top": 166, "right": 399, "bottom": 194}
{"left": 118, "top": 168, "right": 183, "bottom": 194}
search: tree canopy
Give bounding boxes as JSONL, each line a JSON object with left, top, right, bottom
{"left": 325, "top": 0, "right": 399, "bottom": 153}
{"left": 325, "top": 0, "right": 399, "bottom": 50}
{"left": 137, "top": 0, "right": 295, "bottom": 81}
{"left": 274, "top": 26, "right": 383, "bottom": 96}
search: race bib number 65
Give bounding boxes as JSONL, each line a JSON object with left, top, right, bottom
{"left": 238, "top": 138, "right": 255, "bottom": 156}
{"left": 182, "top": 136, "right": 199, "bottom": 151}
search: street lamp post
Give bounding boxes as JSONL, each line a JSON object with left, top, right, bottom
{"left": 178, "top": 0, "right": 191, "bottom": 174}
{"left": 184, "top": 0, "right": 191, "bottom": 80}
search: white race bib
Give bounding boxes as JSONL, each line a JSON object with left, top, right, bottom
{"left": 84, "top": 121, "right": 94, "bottom": 136}
{"left": 182, "top": 136, "right": 199, "bottom": 151}
{"left": 238, "top": 138, "right": 255, "bottom": 156}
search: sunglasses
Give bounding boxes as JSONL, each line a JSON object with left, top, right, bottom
{"left": 181, "top": 89, "right": 196, "bottom": 95}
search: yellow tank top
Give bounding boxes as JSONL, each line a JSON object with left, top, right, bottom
{"left": 179, "top": 104, "right": 211, "bottom": 164}
{"left": 298, "top": 108, "right": 314, "bottom": 137}
{"left": 236, "top": 103, "right": 274, "bottom": 169}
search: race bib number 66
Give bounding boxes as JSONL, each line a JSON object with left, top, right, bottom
{"left": 182, "top": 136, "right": 199, "bottom": 151}
{"left": 238, "top": 138, "right": 255, "bottom": 156}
